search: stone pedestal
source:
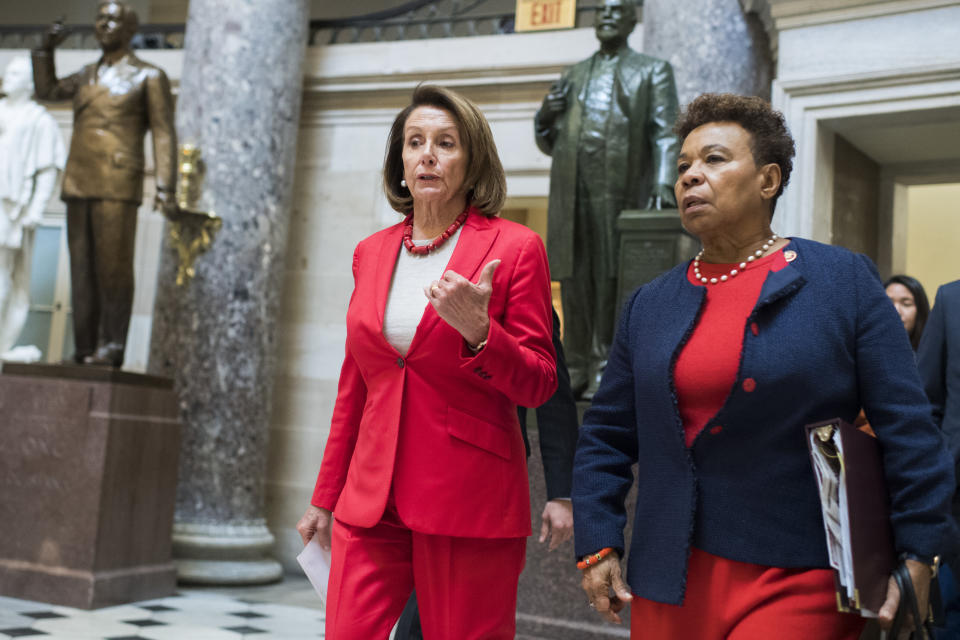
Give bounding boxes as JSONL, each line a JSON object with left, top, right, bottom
{"left": 0, "top": 363, "right": 180, "bottom": 608}
{"left": 642, "top": 0, "right": 773, "bottom": 105}
{"left": 617, "top": 209, "right": 698, "bottom": 311}
{"left": 148, "top": 0, "right": 308, "bottom": 585}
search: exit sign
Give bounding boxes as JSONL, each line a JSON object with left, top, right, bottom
{"left": 515, "top": 0, "right": 576, "bottom": 32}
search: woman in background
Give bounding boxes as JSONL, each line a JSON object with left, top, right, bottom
{"left": 885, "top": 274, "right": 930, "bottom": 351}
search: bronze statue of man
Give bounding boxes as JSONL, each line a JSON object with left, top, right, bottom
{"left": 32, "top": 1, "right": 176, "bottom": 367}
{"left": 535, "top": 0, "right": 679, "bottom": 397}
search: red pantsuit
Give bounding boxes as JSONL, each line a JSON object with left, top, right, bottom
{"left": 311, "top": 209, "right": 557, "bottom": 638}
{"left": 326, "top": 508, "right": 526, "bottom": 639}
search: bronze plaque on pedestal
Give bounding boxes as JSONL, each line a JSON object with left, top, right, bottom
{"left": 617, "top": 209, "right": 698, "bottom": 312}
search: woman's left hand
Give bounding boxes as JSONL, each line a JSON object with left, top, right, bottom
{"left": 581, "top": 552, "right": 632, "bottom": 624}
{"left": 877, "top": 558, "right": 933, "bottom": 633}
{"left": 425, "top": 259, "right": 500, "bottom": 348}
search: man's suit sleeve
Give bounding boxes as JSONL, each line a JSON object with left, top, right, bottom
{"left": 645, "top": 59, "right": 680, "bottom": 206}
{"left": 311, "top": 249, "right": 367, "bottom": 511}
{"left": 30, "top": 49, "right": 82, "bottom": 101}
{"left": 145, "top": 68, "right": 177, "bottom": 194}
{"left": 536, "top": 308, "right": 579, "bottom": 500}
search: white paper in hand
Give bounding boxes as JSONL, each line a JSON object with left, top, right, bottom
{"left": 296, "top": 534, "right": 332, "bottom": 603}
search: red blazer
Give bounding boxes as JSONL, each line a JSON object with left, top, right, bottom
{"left": 311, "top": 209, "right": 558, "bottom": 539}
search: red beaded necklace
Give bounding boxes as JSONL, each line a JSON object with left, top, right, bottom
{"left": 402, "top": 209, "right": 469, "bottom": 255}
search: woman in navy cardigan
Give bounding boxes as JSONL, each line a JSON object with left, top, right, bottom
{"left": 571, "top": 93, "right": 954, "bottom": 639}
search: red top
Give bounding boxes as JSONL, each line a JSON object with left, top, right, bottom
{"left": 676, "top": 249, "right": 787, "bottom": 447}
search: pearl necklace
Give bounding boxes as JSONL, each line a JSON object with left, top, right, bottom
{"left": 693, "top": 234, "right": 779, "bottom": 285}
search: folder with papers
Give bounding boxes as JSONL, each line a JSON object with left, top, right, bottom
{"left": 806, "top": 417, "right": 895, "bottom": 617}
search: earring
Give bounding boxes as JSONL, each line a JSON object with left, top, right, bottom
{"left": 400, "top": 179, "right": 407, "bottom": 188}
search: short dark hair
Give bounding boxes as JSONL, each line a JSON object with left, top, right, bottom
{"left": 674, "top": 93, "right": 795, "bottom": 215}
{"left": 383, "top": 85, "right": 506, "bottom": 216}
{"left": 884, "top": 274, "right": 930, "bottom": 350}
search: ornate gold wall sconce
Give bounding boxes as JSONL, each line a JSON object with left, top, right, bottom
{"left": 166, "top": 143, "right": 222, "bottom": 286}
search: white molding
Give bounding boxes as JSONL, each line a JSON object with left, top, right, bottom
{"left": 745, "top": 0, "right": 960, "bottom": 61}
{"left": 772, "top": 65, "right": 960, "bottom": 245}
{"left": 776, "top": 63, "right": 960, "bottom": 96}
{"left": 767, "top": 0, "right": 960, "bottom": 30}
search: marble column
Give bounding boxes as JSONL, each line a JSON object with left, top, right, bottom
{"left": 148, "top": 0, "right": 309, "bottom": 584}
{"left": 642, "top": 0, "right": 773, "bottom": 107}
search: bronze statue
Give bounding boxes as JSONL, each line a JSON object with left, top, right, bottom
{"left": 534, "top": 0, "right": 679, "bottom": 397}
{"left": 32, "top": 1, "right": 176, "bottom": 367}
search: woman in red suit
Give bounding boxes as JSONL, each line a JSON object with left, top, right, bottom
{"left": 297, "top": 85, "right": 557, "bottom": 639}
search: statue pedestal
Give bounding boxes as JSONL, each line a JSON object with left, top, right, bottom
{"left": 0, "top": 363, "right": 181, "bottom": 609}
{"left": 617, "top": 209, "right": 697, "bottom": 310}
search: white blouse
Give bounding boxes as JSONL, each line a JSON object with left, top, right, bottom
{"left": 382, "top": 226, "right": 463, "bottom": 356}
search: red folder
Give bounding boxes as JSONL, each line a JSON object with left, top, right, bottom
{"left": 806, "top": 417, "right": 896, "bottom": 616}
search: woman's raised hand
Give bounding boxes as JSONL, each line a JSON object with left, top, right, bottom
{"left": 425, "top": 259, "right": 500, "bottom": 349}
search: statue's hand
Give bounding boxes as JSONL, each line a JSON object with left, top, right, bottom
{"left": 154, "top": 189, "right": 178, "bottom": 215}
{"left": 42, "top": 17, "right": 70, "bottom": 50}
{"left": 541, "top": 81, "right": 569, "bottom": 121}
{"left": 646, "top": 184, "right": 677, "bottom": 210}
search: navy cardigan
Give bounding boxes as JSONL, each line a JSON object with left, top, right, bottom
{"left": 572, "top": 237, "right": 954, "bottom": 606}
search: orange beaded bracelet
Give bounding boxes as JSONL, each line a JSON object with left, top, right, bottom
{"left": 577, "top": 547, "right": 614, "bottom": 570}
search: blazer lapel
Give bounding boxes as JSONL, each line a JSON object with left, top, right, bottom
{"left": 442, "top": 210, "right": 500, "bottom": 286}
{"left": 406, "top": 209, "right": 500, "bottom": 356}
{"left": 75, "top": 72, "right": 108, "bottom": 114}
{"left": 374, "top": 222, "right": 404, "bottom": 329}
{"left": 756, "top": 240, "right": 807, "bottom": 311}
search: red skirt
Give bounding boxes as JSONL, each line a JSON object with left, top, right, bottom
{"left": 630, "top": 547, "right": 866, "bottom": 639}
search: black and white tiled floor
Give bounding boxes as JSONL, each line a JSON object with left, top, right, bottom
{"left": 0, "top": 586, "right": 326, "bottom": 639}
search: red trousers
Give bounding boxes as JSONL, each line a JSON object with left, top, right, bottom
{"left": 630, "top": 547, "right": 866, "bottom": 639}
{"left": 325, "top": 509, "right": 526, "bottom": 639}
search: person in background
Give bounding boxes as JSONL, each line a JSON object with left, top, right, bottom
{"left": 394, "top": 307, "right": 579, "bottom": 640}
{"left": 571, "top": 93, "right": 953, "bottom": 639}
{"left": 885, "top": 274, "right": 930, "bottom": 351}
{"left": 918, "top": 279, "right": 960, "bottom": 639}
{"left": 297, "top": 84, "right": 557, "bottom": 640}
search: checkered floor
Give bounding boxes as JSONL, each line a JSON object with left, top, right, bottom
{"left": 0, "top": 588, "right": 325, "bottom": 639}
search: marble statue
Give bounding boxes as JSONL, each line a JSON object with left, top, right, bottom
{"left": 534, "top": 0, "right": 679, "bottom": 398}
{"left": 32, "top": 1, "right": 177, "bottom": 367}
{"left": 0, "top": 55, "right": 66, "bottom": 359}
